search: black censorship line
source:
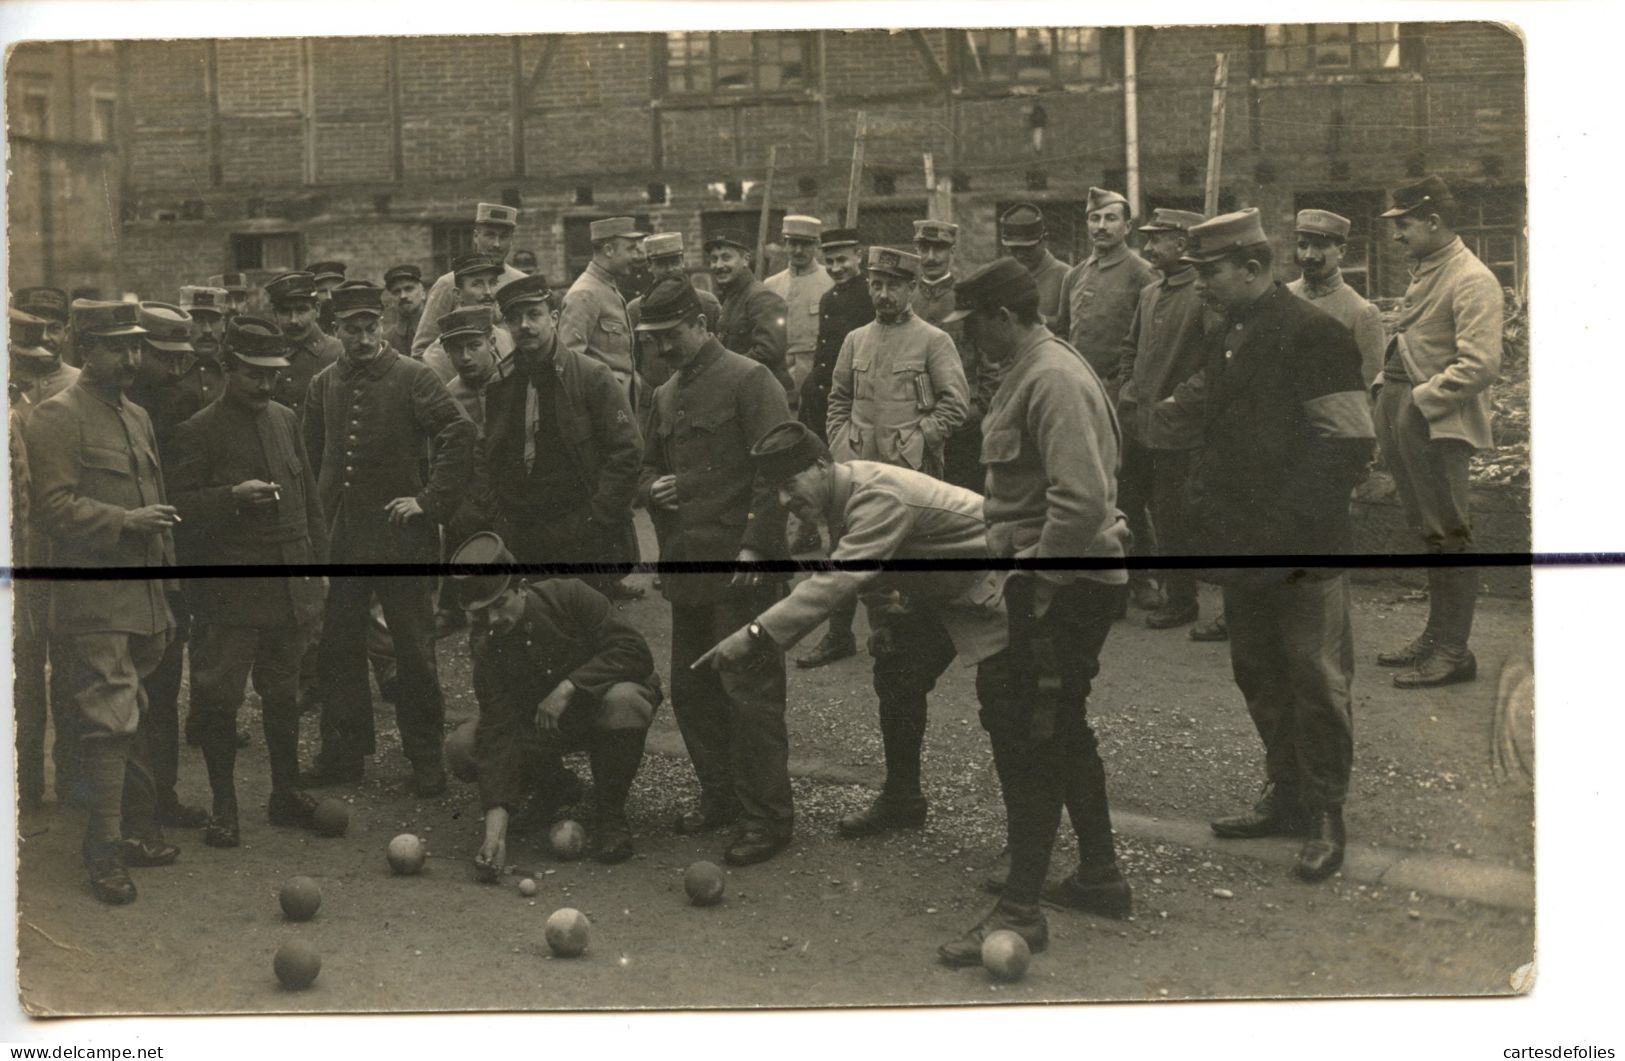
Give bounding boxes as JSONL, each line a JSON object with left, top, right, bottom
{"left": 3, "top": 552, "right": 1613, "bottom": 582}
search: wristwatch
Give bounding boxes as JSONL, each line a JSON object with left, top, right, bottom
{"left": 746, "top": 621, "right": 768, "bottom": 645}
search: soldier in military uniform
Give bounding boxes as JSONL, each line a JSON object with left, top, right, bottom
{"left": 14, "top": 285, "right": 72, "bottom": 362}
{"left": 420, "top": 256, "right": 516, "bottom": 385}
{"left": 383, "top": 264, "right": 427, "bottom": 362}
{"left": 698, "top": 421, "right": 1008, "bottom": 839}
{"left": 627, "top": 231, "right": 722, "bottom": 396}
{"left": 26, "top": 300, "right": 183, "bottom": 904}
{"left": 1288, "top": 209, "right": 1386, "bottom": 391}
{"left": 936, "top": 260, "right": 1134, "bottom": 966}
{"left": 167, "top": 317, "right": 329, "bottom": 847}
{"left": 265, "top": 271, "right": 341, "bottom": 417}
{"left": 207, "top": 272, "right": 254, "bottom": 321}
{"left": 636, "top": 277, "right": 795, "bottom": 867}
{"left": 414, "top": 202, "right": 528, "bottom": 356}
{"left": 482, "top": 274, "right": 643, "bottom": 576}
{"left": 998, "top": 203, "right": 1070, "bottom": 328}
{"left": 1116, "top": 208, "right": 1214, "bottom": 631}
{"left": 911, "top": 220, "right": 989, "bottom": 493}
{"left": 794, "top": 227, "right": 874, "bottom": 661}
{"left": 10, "top": 308, "right": 78, "bottom": 808}
{"left": 511, "top": 249, "right": 540, "bottom": 277}
{"left": 764, "top": 215, "right": 834, "bottom": 397}
{"left": 308, "top": 261, "right": 347, "bottom": 336}
{"left": 558, "top": 216, "right": 646, "bottom": 408}
{"left": 450, "top": 532, "right": 660, "bottom": 874}
{"left": 300, "top": 283, "right": 476, "bottom": 796}
{"left": 707, "top": 234, "right": 793, "bottom": 393}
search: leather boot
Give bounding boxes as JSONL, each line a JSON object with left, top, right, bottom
{"left": 84, "top": 838, "right": 137, "bottom": 905}
{"left": 1295, "top": 804, "right": 1346, "bottom": 882}
{"left": 1188, "top": 615, "right": 1228, "bottom": 642}
{"left": 1379, "top": 569, "right": 1441, "bottom": 667}
{"left": 1145, "top": 601, "right": 1199, "bottom": 630}
{"left": 937, "top": 900, "right": 1049, "bottom": 967}
{"left": 795, "top": 630, "right": 856, "bottom": 669}
{"left": 1130, "top": 577, "right": 1165, "bottom": 612}
{"left": 1211, "top": 782, "right": 1307, "bottom": 839}
{"left": 589, "top": 728, "right": 647, "bottom": 864}
{"left": 1041, "top": 863, "right": 1134, "bottom": 920}
{"left": 1393, "top": 644, "right": 1477, "bottom": 689}
{"left": 837, "top": 794, "right": 927, "bottom": 838}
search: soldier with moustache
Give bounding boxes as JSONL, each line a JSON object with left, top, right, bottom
{"left": 167, "top": 317, "right": 329, "bottom": 847}
{"left": 636, "top": 277, "right": 796, "bottom": 867}
{"left": 414, "top": 202, "right": 528, "bottom": 356}
{"left": 764, "top": 215, "right": 835, "bottom": 398}
{"left": 911, "top": 220, "right": 989, "bottom": 493}
{"left": 265, "top": 271, "right": 342, "bottom": 417}
{"left": 421, "top": 255, "right": 517, "bottom": 385}
{"left": 451, "top": 532, "right": 661, "bottom": 874}
{"left": 627, "top": 231, "right": 722, "bottom": 396}
{"left": 706, "top": 234, "right": 794, "bottom": 394}
{"left": 558, "top": 216, "right": 646, "bottom": 409}
{"left": 1115, "top": 208, "right": 1214, "bottom": 632}
{"left": 997, "top": 203, "right": 1070, "bottom": 329}
{"left": 26, "top": 300, "right": 184, "bottom": 904}
{"left": 1289, "top": 210, "right": 1386, "bottom": 390}
{"left": 481, "top": 274, "right": 642, "bottom": 575}
{"left": 13, "top": 286, "right": 73, "bottom": 371}
{"left": 383, "top": 264, "right": 428, "bottom": 363}
{"left": 300, "top": 283, "right": 476, "bottom": 795}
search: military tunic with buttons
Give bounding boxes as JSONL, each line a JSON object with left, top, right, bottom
{"left": 1025, "top": 249, "right": 1071, "bottom": 329}
{"left": 715, "top": 275, "right": 794, "bottom": 393}
{"left": 559, "top": 260, "right": 639, "bottom": 399}
{"left": 129, "top": 354, "right": 226, "bottom": 460}
{"left": 1053, "top": 244, "right": 1157, "bottom": 387}
{"left": 275, "top": 329, "right": 341, "bottom": 416}
{"left": 799, "top": 275, "right": 875, "bottom": 443}
{"left": 827, "top": 311, "right": 970, "bottom": 478}
{"left": 471, "top": 579, "right": 660, "bottom": 811}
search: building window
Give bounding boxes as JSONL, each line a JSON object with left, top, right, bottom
{"left": 231, "top": 233, "right": 302, "bottom": 273}
{"left": 961, "top": 28, "right": 1112, "bottom": 84}
{"left": 664, "top": 31, "right": 812, "bottom": 94}
{"left": 563, "top": 213, "right": 654, "bottom": 284}
{"left": 91, "top": 87, "right": 117, "bottom": 144}
{"left": 1263, "top": 24, "right": 1408, "bottom": 74}
{"left": 841, "top": 203, "right": 929, "bottom": 251}
{"left": 1455, "top": 185, "right": 1525, "bottom": 293}
{"left": 16, "top": 78, "right": 51, "bottom": 138}
{"left": 431, "top": 222, "right": 477, "bottom": 279}
{"left": 1291, "top": 191, "right": 1384, "bottom": 298}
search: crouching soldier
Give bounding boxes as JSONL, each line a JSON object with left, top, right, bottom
{"left": 168, "top": 317, "right": 329, "bottom": 845}
{"left": 450, "top": 532, "right": 660, "bottom": 878}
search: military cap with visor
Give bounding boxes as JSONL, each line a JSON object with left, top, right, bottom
{"left": 1181, "top": 208, "right": 1271, "bottom": 264}
{"left": 179, "top": 285, "right": 228, "bottom": 317}
{"left": 1295, "top": 209, "right": 1353, "bottom": 240}
{"left": 475, "top": 202, "right": 520, "bottom": 229}
{"left": 750, "top": 420, "right": 831, "bottom": 485}
{"left": 998, "top": 203, "right": 1047, "bottom": 246}
{"left": 137, "top": 301, "right": 195, "bottom": 352}
{"left": 781, "top": 215, "right": 824, "bottom": 241}
{"left": 941, "top": 259, "right": 1039, "bottom": 324}
{"left": 265, "top": 271, "right": 319, "bottom": 306}
{"left": 702, "top": 233, "right": 752, "bottom": 255}
{"left": 383, "top": 264, "right": 423, "bottom": 288}
{"left": 496, "top": 273, "right": 554, "bottom": 315}
{"left": 1139, "top": 208, "right": 1207, "bottom": 233}
{"left": 866, "top": 246, "right": 921, "bottom": 281}
{"left": 330, "top": 283, "right": 385, "bottom": 319}
{"left": 590, "top": 216, "right": 647, "bottom": 242}
{"left": 819, "top": 227, "right": 861, "bottom": 250}
{"left": 208, "top": 272, "right": 250, "bottom": 295}
{"left": 14, "top": 286, "right": 69, "bottom": 322}
{"left": 438, "top": 306, "right": 497, "bottom": 341}
{"left": 913, "top": 220, "right": 959, "bottom": 246}
{"left": 71, "top": 299, "right": 148, "bottom": 338}
{"left": 642, "top": 232, "right": 686, "bottom": 260}
{"left": 225, "top": 316, "right": 291, "bottom": 369}
{"left": 449, "top": 531, "right": 519, "bottom": 611}
{"left": 8, "top": 309, "right": 53, "bottom": 359}
{"left": 1378, "top": 174, "right": 1455, "bottom": 219}
{"left": 633, "top": 277, "right": 703, "bottom": 332}
{"left": 307, "top": 261, "right": 348, "bottom": 285}
{"left": 452, "top": 252, "right": 505, "bottom": 282}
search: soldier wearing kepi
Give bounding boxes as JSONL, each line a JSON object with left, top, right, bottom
{"left": 301, "top": 283, "right": 476, "bottom": 795}
{"left": 1167, "top": 209, "right": 1374, "bottom": 884}
{"left": 13, "top": 286, "right": 72, "bottom": 364}
{"left": 451, "top": 532, "right": 661, "bottom": 874}
{"left": 207, "top": 273, "right": 253, "bottom": 321}
{"left": 1289, "top": 209, "right": 1386, "bottom": 389}
{"left": 484, "top": 274, "right": 642, "bottom": 573}
{"left": 636, "top": 277, "right": 795, "bottom": 867}
{"left": 414, "top": 202, "right": 528, "bottom": 356}
{"left": 559, "top": 216, "right": 647, "bottom": 408}
{"left": 420, "top": 256, "right": 516, "bottom": 385}
{"left": 167, "top": 317, "right": 329, "bottom": 846}
{"left": 696, "top": 421, "right": 1008, "bottom": 839}
{"left": 997, "top": 203, "right": 1069, "bottom": 328}
{"left": 1373, "top": 175, "right": 1503, "bottom": 690}
{"left": 911, "top": 220, "right": 988, "bottom": 493}
{"left": 265, "top": 271, "right": 341, "bottom": 416}
{"left": 434, "top": 305, "right": 511, "bottom": 550}
{"left": 763, "top": 214, "right": 834, "bottom": 396}
{"left": 828, "top": 246, "right": 969, "bottom": 480}
{"left": 1115, "top": 208, "right": 1214, "bottom": 631}
{"left": 382, "top": 264, "right": 427, "bottom": 362}
{"left": 707, "top": 233, "right": 794, "bottom": 393}
{"left": 308, "top": 261, "right": 348, "bottom": 336}
{"left": 26, "top": 300, "right": 182, "bottom": 904}
{"left": 936, "top": 260, "right": 1134, "bottom": 966}
{"left": 627, "top": 231, "right": 722, "bottom": 394}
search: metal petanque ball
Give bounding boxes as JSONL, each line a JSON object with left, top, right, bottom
{"left": 278, "top": 876, "right": 322, "bottom": 921}
{"left": 981, "top": 929, "right": 1031, "bottom": 982}
{"left": 387, "top": 833, "right": 427, "bottom": 875}
{"left": 273, "top": 940, "right": 322, "bottom": 990}
{"left": 544, "top": 908, "right": 590, "bottom": 957}
{"left": 683, "top": 861, "right": 726, "bottom": 906}
{"left": 312, "top": 798, "right": 349, "bottom": 838}
{"left": 548, "top": 819, "right": 586, "bottom": 861}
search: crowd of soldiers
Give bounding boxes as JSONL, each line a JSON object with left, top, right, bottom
{"left": 8, "top": 171, "right": 1504, "bottom": 969}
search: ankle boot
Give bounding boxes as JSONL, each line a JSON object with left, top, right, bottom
{"left": 1295, "top": 804, "right": 1346, "bottom": 882}
{"left": 1211, "top": 782, "right": 1307, "bottom": 839}
{"left": 589, "top": 728, "right": 647, "bottom": 864}
{"left": 938, "top": 900, "right": 1048, "bottom": 967}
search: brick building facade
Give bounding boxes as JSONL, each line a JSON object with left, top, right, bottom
{"left": 11, "top": 24, "right": 1526, "bottom": 303}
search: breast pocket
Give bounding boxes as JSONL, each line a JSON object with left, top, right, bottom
{"left": 891, "top": 360, "right": 932, "bottom": 410}
{"left": 78, "top": 444, "right": 136, "bottom": 495}
{"left": 677, "top": 409, "right": 741, "bottom": 474}
{"left": 981, "top": 427, "right": 1022, "bottom": 466}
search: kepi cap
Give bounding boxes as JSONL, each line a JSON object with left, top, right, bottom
{"left": 179, "top": 285, "right": 228, "bottom": 317}
{"left": 475, "top": 202, "right": 520, "bottom": 229}
{"left": 265, "top": 271, "right": 318, "bottom": 306}
{"left": 330, "top": 283, "right": 384, "bottom": 319}
{"left": 452, "top": 252, "right": 505, "bottom": 281}
{"left": 1295, "top": 209, "right": 1353, "bottom": 240}
{"left": 643, "top": 232, "right": 685, "bottom": 260}
{"left": 496, "top": 274, "right": 554, "bottom": 315}
{"left": 449, "top": 531, "right": 518, "bottom": 611}
{"left": 703, "top": 233, "right": 751, "bottom": 256}
{"left": 71, "top": 299, "right": 147, "bottom": 338}
{"left": 590, "top": 216, "right": 646, "bottom": 242}
{"left": 913, "top": 220, "right": 959, "bottom": 245}
{"left": 1379, "top": 174, "right": 1455, "bottom": 219}
{"left": 307, "top": 261, "right": 347, "bottom": 284}
{"left": 225, "top": 316, "right": 290, "bottom": 368}
{"left": 942, "top": 259, "right": 1037, "bottom": 324}
{"left": 998, "top": 203, "right": 1047, "bottom": 246}
{"left": 14, "top": 286, "right": 69, "bottom": 322}
{"left": 781, "top": 215, "right": 823, "bottom": 241}
{"left": 138, "top": 301, "right": 195, "bottom": 353}
{"left": 208, "top": 273, "right": 250, "bottom": 295}
{"left": 750, "top": 420, "right": 831, "bottom": 485}
{"left": 819, "top": 227, "right": 861, "bottom": 250}
{"left": 438, "top": 306, "right": 496, "bottom": 341}
{"left": 9, "top": 308, "right": 53, "bottom": 359}
{"left": 1139, "top": 208, "right": 1206, "bottom": 233}
{"left": 383, "top": 264, "right": 423, "bottom": 289}
{"left": 633, "top": 277, "right": 703, "bottom": 332}
{"left": 1182, "top": 208, "right": 1271, "bottom": 264}
{"left": 865, "top": 246, "right": 920, "bottom": 281}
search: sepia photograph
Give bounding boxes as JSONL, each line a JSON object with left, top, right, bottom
{"left": 1, "top": 0, "right": 1585, "bottom": 1048}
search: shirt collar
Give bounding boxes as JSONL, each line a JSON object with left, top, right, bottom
{"left": 75, "top": 375, "right": 126, "bottom": 412}
{"left": 585, "top": 260, "right": 620, "bottom": 289}
{"left": 1299, "top": 271, "right": 1346, "bottom": 299}
{"left": 918, "top": 272, "right": 954, "bottom": 292}
{"left": 341, "top": 348, "right": 395, "bottom": 381}
{"left": 1412, "top": 236, "right": 1466, "bottom": 278}
{"left": 680, "top": 337, "right": 726, "bottom": 382}
{"left": 1162, "top": 264, "right": 1196, "bottom": 289}
{"left": 1087, "top": 243, "right": 1130, "bottom": 269}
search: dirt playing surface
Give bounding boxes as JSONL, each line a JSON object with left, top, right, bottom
{"left": 14, "top": 566, "right": 1534, "bottom": 1016}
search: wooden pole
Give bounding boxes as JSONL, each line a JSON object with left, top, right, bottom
{"left": 755, "top": 144, "right": 778, "bottom": 279}
{"left": 1123, "top": 27, "right": 1141, "bottom": 219}
{"left": 923, "top": 152, "right": 936, "bottom": 220}
{"left": 845, "top": 111, "right": 868, "bottom": 228}
{"left": 1203, "top": 53, "right": 1229, "bottom": 218}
